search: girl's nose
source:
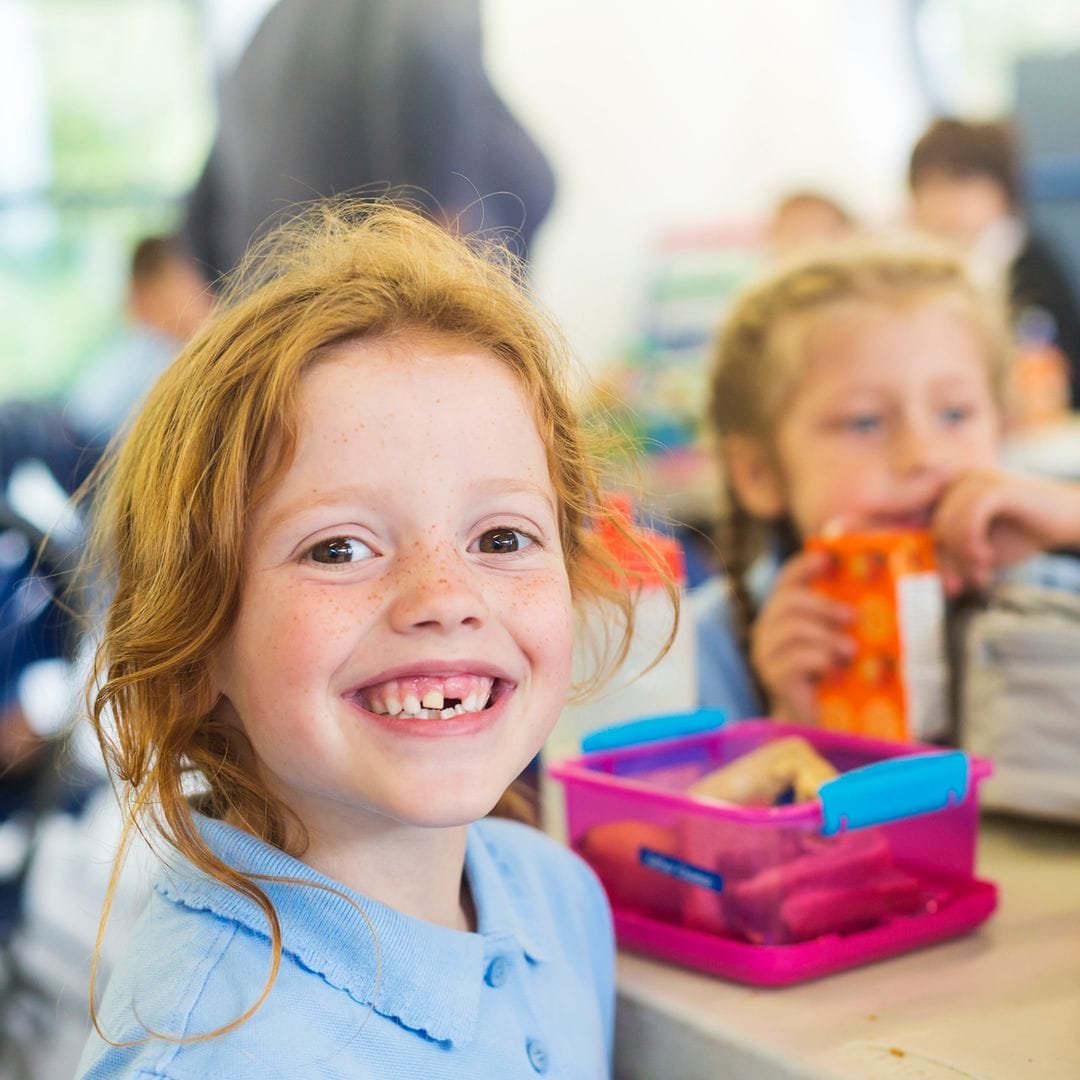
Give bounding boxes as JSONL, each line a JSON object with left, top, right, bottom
{"left": 894, "top": 420, "right": 945, "bottom": 475}
{"left": 388, "top": 544, "right": 489, "bottom": 634}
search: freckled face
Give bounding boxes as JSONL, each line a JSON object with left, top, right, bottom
{"left": 213, "top": 338, "right": 574, "bottom": 832}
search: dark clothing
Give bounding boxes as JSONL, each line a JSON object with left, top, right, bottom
{"left": 0, "top": 402, "right": 100, "bottom": 711}
{"left": 0, "top": 401, "right": 101, "bottom": 499}
{"left": 182, "top": 0, "right": 555, "bottom": 281}
{"left": 1010, "top": 232, "right": 1080, "bottom": 407}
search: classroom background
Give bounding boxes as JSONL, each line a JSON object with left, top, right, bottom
{"left": 2, "top": 2, "right": 1080, "bottom": 1078}
{"left": 7, "top": 1, "right": 1080, "bottom": 525}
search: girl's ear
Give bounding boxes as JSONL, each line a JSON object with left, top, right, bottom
{"left": 723, "top": 436, "right": 786, "bottom": 520}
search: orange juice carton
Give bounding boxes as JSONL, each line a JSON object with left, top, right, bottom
{"left": 806, "top": 529, "right": 947, "bottom": 742}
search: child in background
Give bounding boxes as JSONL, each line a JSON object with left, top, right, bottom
{"left": 694, "top": 243, "right": 1080, "bottom": 725}
{"left": 77, "top": 204, "right": 667, "bottom": 1078}
{"left": 908, "top": 117, "right": 1080, "bottom": 414}
{"left": 766, "top": 190, "right": 855, "bottom": 263}
{"left": 66, "top": 235, "right": 213, "bottom": 444}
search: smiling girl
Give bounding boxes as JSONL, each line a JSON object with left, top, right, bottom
{"left": 695, "top": 243, "right": 1080, "bottom": 725}
{"left": 77, "top": 204, "right": 670, "bottom": 1079}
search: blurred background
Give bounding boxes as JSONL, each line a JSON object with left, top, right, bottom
{"left": 3, "top": 0, "right": 1080, "bottom": 383}
{"left": 2, "top": 1, "right": 1080, "bottom": 1075}
{"left": 5, "top": 1, "right": 1080, "bottom": 504}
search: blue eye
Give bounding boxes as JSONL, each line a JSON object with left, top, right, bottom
{"left": 306, "top": 536, "right": 374, "bottom": 564}
{"left": 845, "top": 414, "right": 882, "bottom": 434}
{"left": 940, "top": 404, "right": 972, "bottom": 426}
{"left": 474, "top": 528, "right": 534, "bottom": 554}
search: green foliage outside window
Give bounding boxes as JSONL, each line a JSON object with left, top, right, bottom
{"left": 0, "top": 0, "right": 214, "bottom": 400}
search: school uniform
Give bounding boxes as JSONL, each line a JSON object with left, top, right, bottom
{"left": 77, "top": 814, "right": 614, "bottom": 1079}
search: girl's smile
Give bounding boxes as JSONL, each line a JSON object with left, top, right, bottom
{"left": 212, "top": 334, "right": 574, "bottom": 843}
{"left": 346, "top": 662, "right": 513, "bottom": 730}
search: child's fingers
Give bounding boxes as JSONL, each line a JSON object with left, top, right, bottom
{"left": 752, "top": 591, "right": 856, "bottom": 693}
{"left": 932, "top": 475, "right": 996, "bottom": 565}
{"left": 754, "top": 620, "right": 855, "bottom": 671}
{"left": 772, "top": 548, "right": 835, "bottom": 590}
{"left": 935, "top": 548, "right": 991, "bottom": 596}
{"left": 752, "top": 632, "right": 853, "bottom": 725}
{"left": 766, "top": 648, "right": 837, "bottom": 725}
{"left": 761, "top": 589, "right": 854, "bottom": 630}
{"left": 933, "top": 470, "right": 1044, "bottom": 585}
{"left": 769, "top": 642, "right": 850, "bottom": 685}
{"left": 771, "top": 684, "right": 821, "bottom": 727}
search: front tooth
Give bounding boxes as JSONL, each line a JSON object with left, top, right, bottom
{"left": 421, "top": 689, "right": 444, "bottom": 710}
{"left": 440, "top": 707, "right": 456, "bottom": 719}
{"left": 403, "top": 693, "right": 422, "bottom": 715}
{"left": 463, "top": 692, "right": 479, "bottom": 713}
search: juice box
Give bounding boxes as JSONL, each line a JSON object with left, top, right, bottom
{"left": 806, "top": 529, "right": 948, "bottom": 742}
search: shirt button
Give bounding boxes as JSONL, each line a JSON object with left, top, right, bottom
{"left": 526, "top": 1037, "right": 549, "bottom": 1074}
{"left": 484, "top": 956, "right": 510, "bottom": 988}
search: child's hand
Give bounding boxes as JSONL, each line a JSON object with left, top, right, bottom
{"left": 750, "top": 550, "right": 855, "bottom": 725}
{"left": 933, "top": 469, "right": 1080, "bottom": 594}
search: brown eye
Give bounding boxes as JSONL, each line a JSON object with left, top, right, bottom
{"left": 477, "top": 528, "right": 529, "bottom": 554}
{"left": 308, "top": 537, "right": 371, "bottom": 564}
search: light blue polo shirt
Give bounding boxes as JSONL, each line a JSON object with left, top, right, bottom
{"left": 77, "top": 814, "right": 614, "bottom": 1079}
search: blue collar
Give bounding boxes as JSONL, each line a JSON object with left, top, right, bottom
{"left": 154, "top": 815, "right": 547, "bottom": 1047}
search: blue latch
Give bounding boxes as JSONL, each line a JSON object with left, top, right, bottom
{"left": 818, "top": 750, "right": 970, "bottom": 835}
{"left": 580, "top": 708, "right": 727, "bottom": 754}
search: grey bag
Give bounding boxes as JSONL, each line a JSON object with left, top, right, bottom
{"left": 959, "top": 583, "right": 1080, "bottom": 822}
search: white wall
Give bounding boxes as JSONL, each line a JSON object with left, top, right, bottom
{"left": 484, "top": 0, "right": 930, "bottom": 370}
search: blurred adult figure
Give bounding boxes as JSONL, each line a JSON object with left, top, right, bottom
{"left": 181, "top": 0, "right": 556, "bottom": 282}
{"left": 909, "top": 117, "right": 1080, "bottom": 411}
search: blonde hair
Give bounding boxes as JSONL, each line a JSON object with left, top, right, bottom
{"left": 85, "top": 200, "right": 672, "bottom": 1042}
{"left": 707, "top": 241, "right": 1011, "bottom": 640}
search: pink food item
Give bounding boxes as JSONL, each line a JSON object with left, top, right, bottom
{"left": 731, "top": 828, "right": 891, "bottom": 909}
{"left": 779, "top": 868, "right": 923, "bottom": 940}
{"left": 680, "top": 813, "right": 803, "bottom": 881}
{"left": 726, "top": 828, "right": 893, "bottom": 936}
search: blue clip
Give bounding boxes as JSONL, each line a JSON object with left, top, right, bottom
{"left": 580, "top": 708, "right": 727, "bottom": 753}
{"left": 819, "top": 750, "right": 970, "bottom": 835}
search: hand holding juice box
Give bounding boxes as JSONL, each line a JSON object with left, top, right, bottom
{"left": 806, "top": 529, "right": 948, "bottom": 742}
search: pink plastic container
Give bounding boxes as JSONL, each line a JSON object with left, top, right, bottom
{"left": 549, "top": 716, "right": 997, "bottom": 986}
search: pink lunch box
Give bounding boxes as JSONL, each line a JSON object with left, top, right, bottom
{"left": 548, "top": 712, "right": 997, "bottom": 986}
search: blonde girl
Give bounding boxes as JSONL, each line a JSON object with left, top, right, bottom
{"left": 695, "top": 243, "right": 1080, "bottom": 725}
{"left": 77, "top": 203, "right": 670, "bottom": 1078}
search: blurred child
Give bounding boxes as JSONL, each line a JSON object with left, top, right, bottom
{"left": 908, "top": 117, "right": 1080, "bottom": 413}
{"left": 66, "top": 235, "right": 213, "bottom": 443}
{"left": 77, "top": 204, "right": 667, "bottom": 1077}
{"left": 767, "top": 190, "right": 854, "bottom": 263}
{"left": 694, "top": 243, "right": 1080, "bottom": 725}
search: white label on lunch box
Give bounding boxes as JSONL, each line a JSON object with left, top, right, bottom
{"left": 897, "top": 570, "right": 948, "bottom": 740}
